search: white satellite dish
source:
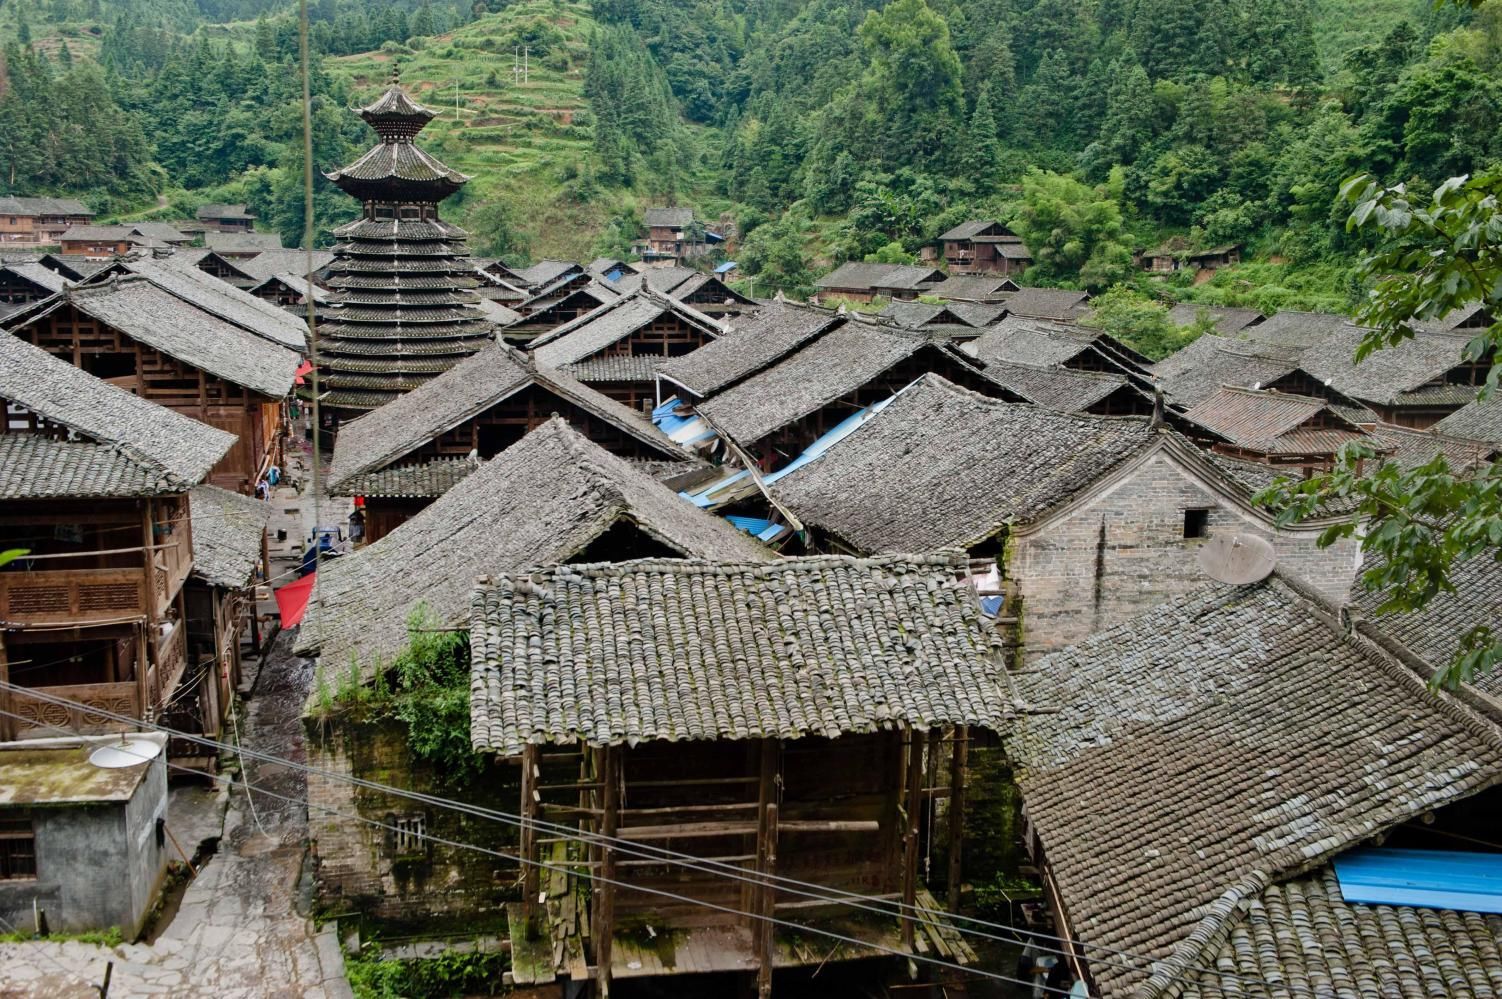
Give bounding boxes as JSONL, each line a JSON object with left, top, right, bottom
{"left": 88, "top": 739, "right": 162, "bottom": 769}
{"left": 1197, "top": 532, "right": 1277, "bottom": 585}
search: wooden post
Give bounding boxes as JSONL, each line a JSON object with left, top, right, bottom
{"left": 596, "top": 745, "right": 619, "bottom": 998}
{"left": 901, "top": 728, "right": 926, "bottom": 951}
{"left": 0, "top": 630, "right": 12, "bottom": 742}
{"left": 520, "top": 744, "right": 540, "bottom": 909}
{"left": 947, "top": 726, "right": 968, "bottom": 914}
{"left": 754, "top": 738, "right": 780, "bottom": 999}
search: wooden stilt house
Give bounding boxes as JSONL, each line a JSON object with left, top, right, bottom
{"left": 470, "top": 554, "right": 1009, "bottom": 995}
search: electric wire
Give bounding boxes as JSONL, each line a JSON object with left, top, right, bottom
{"left": 0, "top": 681, "right": 1281, "bottom": 990}
{"left": 0, "top": 705, "right": 1078, "bottom": 998}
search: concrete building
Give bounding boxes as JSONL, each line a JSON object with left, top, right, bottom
{"left": 0, "top": 734, "right": 170, "bottom": 937}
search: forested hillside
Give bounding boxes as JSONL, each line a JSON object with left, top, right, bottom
{"left": 1, "top": 0, "right": 1499, "bottom": 308}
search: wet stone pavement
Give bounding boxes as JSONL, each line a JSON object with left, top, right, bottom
{"left": 0, "top": 454, "right": 354, "bottom": 998}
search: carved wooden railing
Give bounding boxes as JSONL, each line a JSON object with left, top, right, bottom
{"left": 0, "top": 568, "right": 148, "bottom": 625}
{"left": 6, "top": 682, "right": 140, "bottom": 736}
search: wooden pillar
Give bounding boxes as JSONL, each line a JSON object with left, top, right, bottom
{"left": 596, "top": 745, "right": 619, "bottom": 998}
{"left": 901, "top": 728, "right": 926, "bottom": 951}
{"left": 520, "top": 744, "right": 540, "bottom": 908}
{"left": 0, "top": 630, "right": 12, "bottom": 742}
{"left": 755, "top": 738, "right": 781, "bottom": 999}
{"left": 947, "top": 726, "right": 969, "bottom": 914}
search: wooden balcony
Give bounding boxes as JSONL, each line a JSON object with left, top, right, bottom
{"left": 0, "top": 568, "right": 149, "bottom": 626}
{"left": 3, "top": 681, "right": 140, "bottom": 738}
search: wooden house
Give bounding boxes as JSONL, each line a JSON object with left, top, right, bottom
{"left": 965, "top": 315, "right": 1151, "bottom": 378}
{"left": 5, "top": 274, "right": 300, "bottom": 493}
{"left": 770, "top": 374, "right": 1363, "bottom": 656}
{"left": 470, "top": 554, "right": 1003, "bottom": 995}
{"left": 0, "top": 334, "right": 235, "bottom": 746}
{"left": 997, "top": 287, "right": 1090, "bottom": 322}
{"left": 1182, "top": 386, "right": 1382, "bottom": 471}
{"left": 0, "top": 260, "right": 70, "bottom": 319}
{"left": 248, "top": 272, "right": 328, "bottom": 311}
{"left": 1006, "top": 574, "right": 1502, "bottom": 998}
{"left": 297, "top": 418, "right": 768, "bottom": 679}
{"left": 58, "top": 225, "right": 149, "bottom": 258}
{"left": 175, "top": 484, "right": 271, "bottom": 769}
{"left": 326, "top": 343, "right": 697, "bottom": 540}
{"left": 690, "top": 314, "right": 1026, "bottom": 468}
{"left": 529, "top": 288, "right": 726, "bottom": 412}
{"left": 658, "top": 299, "right": 846, "bottom": 405}
{"left": 925, "top": 273, "right": 1020, "bottom": 303}
{"left": 196, "top": 203, "right": 256, "bottom": 233}
{"left": 937, "top": 220, "right": 1032, "bottom": 276}
{"left": 1295, "top": 322, "right": 1493, "bottom": 427}
{"left": 233, "top": 248, "right": 335, "bottom": 288}
{"left": 635, "top": 207, "right": 722, "bottom": 267}
{"left": 1151, "top": 333, "right": 1371, "bottom": 419}
{"left": 1141, "top": 241, "right": 1241, "bottom": 274}
{"left": 0, "top": 197, "right": 94, "bottom": 246}
{"left": 504, "top": 272, "right": 618, "bottom": 343}
{"left": 617, "top": 265, "right": 757, "bottom": 317}
{"left": 813, "top": 262, "right": 944, "bottom": 304}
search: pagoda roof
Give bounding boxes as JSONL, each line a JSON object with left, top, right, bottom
{"left": 357, "top": 84, "right": 439, "bottom": 130}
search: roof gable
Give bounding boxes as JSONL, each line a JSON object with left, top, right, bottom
{"left": 299, "top": 419, "right": 772, "bottom": 674}
{"left": 126, "top": 257, "right": 307, "bottom": 352}
{"left": 657, "top": 301, "right": 845, "bottom": 397}
{"left": 772, "top": 374, "right": 1157, "bottom": 552}
{"left": 530, "top": 289, "right": 723, "bottom": 367}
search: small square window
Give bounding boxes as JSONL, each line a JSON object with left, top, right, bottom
{"left": 1183, "top": 508, "right": 1210, "bottom": 540}
{"left": 0, "top": 816, "right": 37, "bottom": 880}
{"left": 390, "top": 813, "right": 427, "bottom": 855}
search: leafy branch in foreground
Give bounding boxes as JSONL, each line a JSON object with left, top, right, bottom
{"left": 1257, "top": 170, "right": 1502, "bottom": 689}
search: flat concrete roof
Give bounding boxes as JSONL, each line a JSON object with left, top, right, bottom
{"left": 0, "top": 735, "right": 164, "bottom": 806}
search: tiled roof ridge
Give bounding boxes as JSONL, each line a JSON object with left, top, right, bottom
{"left": 1212, "top": 382, "right": 1335, "bottom": 407}
{"left": 910, "top": 370, "right": 1153, "bottom": 429}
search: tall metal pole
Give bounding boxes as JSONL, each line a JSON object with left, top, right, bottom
{"left": 299, "top": 0, "right": 323, "bottom": 624}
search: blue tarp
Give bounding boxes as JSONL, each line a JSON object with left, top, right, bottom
{"left": 715, "top": 261, "right": 738, "bottom": 274}
{"left": 1333, "top": 848, "right": 1502, "bottom": 914}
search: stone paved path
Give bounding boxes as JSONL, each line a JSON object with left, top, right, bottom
{"left": 0, "top": 631, "right": 350, "bottom": 996}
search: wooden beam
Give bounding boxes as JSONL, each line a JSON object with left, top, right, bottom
{"left": 948, "top": 726, "right": 969, "bottom": 914}
{"left": 520, "top": 744, "right": 540, "bottom": 907}
{"left": 596, "top": 745, "right": 619, "bottom": 999}
{"left": 755, "top": 737, "right": 780, "bottom": 999}
{"left": 901, "top": 728, "right": 925, "bottom": 951}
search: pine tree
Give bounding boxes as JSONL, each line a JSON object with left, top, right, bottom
{"left": 964, "top": 82, "right": 1001, "bottom": 190}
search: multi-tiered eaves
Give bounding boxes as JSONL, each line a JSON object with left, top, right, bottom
{"left": 317, "top": 80, "right": 493, "bottom": 417}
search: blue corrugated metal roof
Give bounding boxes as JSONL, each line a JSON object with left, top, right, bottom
{"left": 715, "top": 261, "right": 738, "bottom": 274}
{"left": 1333, "top": 848, "right": 1502, "bottom": 914}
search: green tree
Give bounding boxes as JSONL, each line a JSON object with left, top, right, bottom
{"left": 964, "top": 82, "right": 1002, "bottom": 190}
{"left": 739, "top": 213, "right": 814, "bottom": 299}
{"left": 1260, "top": 171, "right": 1502, "bottom": 688}
{"left": 846, "top": 0, "right": 966, "bottom": 172}
{"left": 1009, "top": 169, "right": 1134, "bottom": 290}
{"left": 469, "top": 200, "right": 529, "bottom": 264}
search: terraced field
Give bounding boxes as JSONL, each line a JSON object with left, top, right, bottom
{"left": 326, "top": 0, "right": 719, "bottom": 261}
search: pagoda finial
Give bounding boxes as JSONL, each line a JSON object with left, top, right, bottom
{"left": 390, "top": 62, "right": 400, "bottom": 87}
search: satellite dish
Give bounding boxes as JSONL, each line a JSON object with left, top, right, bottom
{"left": 1197, "top": 533, "right": 1277, "bottom": 585}
{"left": 88, "top": 739, "right": 162, "bottom": 769}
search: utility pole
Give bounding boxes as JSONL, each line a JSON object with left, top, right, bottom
{"left": 524, "top": 46, "right": 529, "bottom": 84}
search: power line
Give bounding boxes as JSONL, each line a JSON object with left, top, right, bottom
{"left": 0, "top": 681, "right": 1279, "bottom": 991}
{"left": 0, "top": 705, "right": 1077, "bottom": 999}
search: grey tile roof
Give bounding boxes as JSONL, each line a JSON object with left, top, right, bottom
{"left": 981, "top": 360, "right": 1136, "bottom": 412}
{"left": 529, "top": 289, "right": 723, "bottom": 367}
{"left": 469, "top": 552, "right": 1013, "bottom": 754}
{"left": 696, "top": 319, "right": 1000, "bottom": 447}
{"left": 1166, "top": 865, "right": 1502, "bottom": 999}
{"left": 1367, "top": 422, "right": 1498, "bottom": 470}
{"left": 773, "top": 374, "right": 1157, "bottom": 553}
{"left": 967, "top": 315, "right": 1148, "bottom": 371}
{"left": 235, "top": 249, "right": 335, "bottom": 282}
{"left": 129, "top": 222, "right": 191, "bottom": 244}
{"left": 938, "top": 220, "right": 1002, "bottom": 241}
{"left": 1183, "top": 386, "right": 1367, "bottom": 453}
{"left": 517, "top": 260, "right": 582, "bottom": 287}
{"left": 1151, "top": 334, "right": 1302, "bottom": 408}
{"left": 60, "top": 225, "right": 145, "bottom": 244}
{"left": 926, "top": 275, "right": 1016, "bottom": 302}
{"left": 1238, "top": 309, "right": 1351, "bottom": 350}
{"left": 656, "top": 300, "right": 844, "bottom": 397}
{"left": 564, "top": 354, "right": 664, "bottom": 383}
{"left": 1353, "top": 552, "right": 1502, "bottom": 697}
{"left": 205, "top": 231, "right": 284, "bottom": 253}
{"left": 0, "top": 335, "right": 234, "bottom": 497}
{"left": 189, "top": 484, "right": 271, "bottom": 587}
{"left": 1432, "top": 396, "right": 1502, "bottom": 444}
{"left": 474, "top": 298, "right": 521, "bottom": 326}
{"left": 126, "top": 258, "right": 308, "bottom": 352}
{"left": 197, "top": 203, "right": 254, "bottom": 221}
{"left": 1007, "top": 575, "right": 1502, "bottom": 998}
{"left": 998, "top": 287, "right": 1089, "bottom": 321}
{"left": 336, "top": 457, "right": 477, "bottom": 498}
{"left": 327, "top": 342, "right": 687, "bottom": 494}
{"left": 1165, "top": 304, "right": 1264, "bottom": 334}
{"left": 1297, "top": 324, "right": 1477, "bottom": 406}
{"left": 0, "top": 260, "right": 70, "bottom": 296}
{"left": 814, "top": 262, "right": 942, "bottom": 292}
{"left": 28, "top": 276, "right": 299, "bottom": 398}
{"left": 643, "top": 206, "right": 695, "bottom": 228}
{"left": 298, "top": 418, "right": 772, "bottom": 674}
{"left": 254, "top": 272, "right": 329, "bottom": 305}
{"left": 0, "top": 196, "right": 92, "bottom": 217}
